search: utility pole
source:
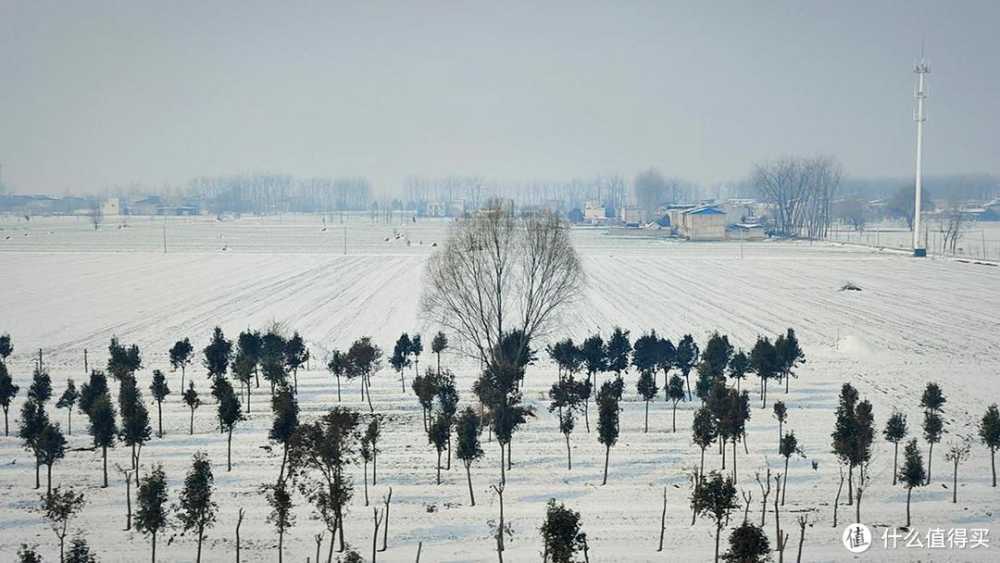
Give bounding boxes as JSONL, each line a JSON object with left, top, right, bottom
{"left": 912, "top": 53, "right": 930, "bottom": 257}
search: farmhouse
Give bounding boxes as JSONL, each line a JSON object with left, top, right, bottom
{"left": 672, "top": 205, "right": 727, "bottom": 240}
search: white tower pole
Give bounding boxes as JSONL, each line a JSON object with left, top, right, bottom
{"left": 912, "top": 58, "right": 930, "bottom": 257}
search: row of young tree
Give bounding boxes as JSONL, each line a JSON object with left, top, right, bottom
{"left": 4, "top": 323, "right": 1000, "bottom": 562}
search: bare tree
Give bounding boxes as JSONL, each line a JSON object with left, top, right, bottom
{"left": 752, "top": 156, "right": 842, "bottom": 238}
{"left": 421, "top": 205, "right": 583, "bottom": 367}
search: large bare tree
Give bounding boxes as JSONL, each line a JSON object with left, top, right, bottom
{"left": 421, "top": 203, "right": 583, "bottom": 367}
{"left": 752, "top": 156, "right": 842, "bottom": 238}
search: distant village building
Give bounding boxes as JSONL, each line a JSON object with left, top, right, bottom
{"left": 727, "top": 223, "right": 766, "bottom": 241}
{"left": 584, "top": 201, "right": 607, "bottom": 222}
{"left": 101, "top": 197, "right": 121, "bottom": 216}
{"left": 673, "top": 206, "right": 727, "bottom": 240}
{"left": 617, "top": 206, "right": 644, "bottom": 225}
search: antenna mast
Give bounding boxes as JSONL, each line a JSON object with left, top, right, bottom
{"left": 912, "top": 55, "right": 930, "bottom": 257}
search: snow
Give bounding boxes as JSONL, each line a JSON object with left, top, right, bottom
{"left": 1, "top": 215, "right": 999, "bottom": 561}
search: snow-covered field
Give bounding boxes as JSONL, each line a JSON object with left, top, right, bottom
{"left": 1, "top": 215, "right": 999, "bottom": 562}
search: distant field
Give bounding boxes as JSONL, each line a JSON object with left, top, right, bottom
{"left": 1, "top": 215, "right": 998, "bottom": 561}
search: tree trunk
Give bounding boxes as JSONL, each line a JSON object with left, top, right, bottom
{"left": 721, "top": 437, "right": 726, "bottom": 470}
{"left": 905, "top": 487, "right": 912, "bottom": 528}
{"left": 436, "top": 450, "right": 442, "bottom": 485}
{"left": 732, "top": 439, "right": 738, "bottom": 485}
{"left": 952, "top": 460, "right": 958, "bottom": 503}
{"left": 927, "top": 443, "right": 934, "bottom": 485}
{"left": 657, "top": 487, "right": 667, "bottom": 552}
{"left": 778, "top": 420, "right": 782, "bottom": 453}
{"left": 364, "top": 460, "right": 369, "bottom": 506}
{"left": 157, "top": 401, "right": 163, "bottom": 437}
{"left": 236, "top": 508, "right": 244, "bottom": 563}
{"left": 180, "top": 366, "right": 186, "bottom": 397}
{"left": 47, "top": 463, "right": 52, "bottom": 495}
{"left": 102, "top": 446, "right": 109, "bottom": 487}
{"left": 196, "top": 526, "right": 204, "bottom": 563}
{"left": 832, "top": 467, "right": 843, "bottom": 528}
{"left": 672, "top": 402, "right": 677, "bottom": 432}
{"left": 565, "top": 433, "right": 572, "bottom": 470}
{"left": 125, "top": 476, "right": 132, "bottom": 530}
{"left": 992, "top": 447, "right": 997, "bottom": 487}
{"left": 447, "top": 434, "right": 452, "bottom": 470}
{"left": 227, "top": 428, "right": 233, "bottom": 471}
{"left": 796, "top": 520, "right": 805, "bottom": 563}
{"left": 602, "top": 445, "right": 610, "bottom": 485}
{"left": 35, "top": 458, "right": 40, "bottom": 489}
{"left": 151, "top": 531, "right": 157, "bottom": 563}
{"left": 499, "top": 443, "right": 506, "bottom": 486}
{"left": 278, "top": 529, "right": 284, "bottom": 563}
{"left": 847, "top": 464, "right": 854, "bottom": 505}
{"left": 189, "top": 408, "right": 195, "bottom": 435}
{"left": 3, "top": 408, "right": 8, "bottom": 436}
{"left": 68, "top": 409, "right": 72, "bottom": 436}
{"left": 381, "top": 488, "right": 392, "bottom": 552}
{"left": 699, "top": 447, "right": 706, "bottom": 482}
{"left": 762, "top": 379, "right": 768, "bottom": 409}
{"left": 336, "top": 374, "right": 341, "bottom": 402}
{"left": 644, "top": 400, "right": 649, "bottom": 433}
{"left": 466, "top": 463, "right": 475, "bottom": 506}
{"left": 714, "top": 524, "right": 721, "bottom": 563}
{"left": 782, "top": 456, "right": 789, "bottom": 505}
{"left": 892, "top": 442, "right": 899, "bottom": 485}
{"left": 371, "top": 509, "right": 380, "bottom": 563}
{"left": 279, "top": 444, "right": 288, "bottom": 482}
{"left": 373, "top": 450, "right": 377, "bottom": 485}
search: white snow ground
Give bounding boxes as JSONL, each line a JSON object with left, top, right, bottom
{"left": 1, "top": 215, "right": 998, "bottom": 562}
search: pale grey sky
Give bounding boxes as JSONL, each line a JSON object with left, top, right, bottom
{"left": 1, "top": 0, "right": 997, "bottom": 195}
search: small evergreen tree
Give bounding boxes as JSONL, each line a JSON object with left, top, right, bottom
{"left": 0, "top": 362, "right": 18, "bottom": 436}
{"left": 410, "top": 334, "right": 423, "bottom": 376}
{"left": 65, "top": 536, "right": 97, "bottom": 563}
{"left": 692, "top": 406, "right": 718, "bottom": 480}
{"left": 175, "top": 452, "right": 218, "bottom": 563}
{"left": 979, "top": 404, "right": 1000, "bottom": 487}
{"left": 749, "top": 336, "right": 779, "bottom": 409}
{"left": 77, "top": 370, "right": 108, "bottom": 418}
{"left": 636, "top": 369, "right": 658, "bottom": 433}
{"left": 136, "top": 465, "right": 169, "bottom": 563}
{"left": 605, "top": 326, "right": 631, "bottom": 377}
{"left": 88, "top": 394, "right": 117, "bottom": 487}
{"left": 883, "top": 411, "right": 908, "bottom": 485}
{"left": 580, "top": 334, "right": 607, "bottom": 393}
{"left": 37, "top": 422, "right": 67, "bottom": 494}
{"left": 920, "top": 382, "right": 946, "bottom": 413}
{"left": 149, "top": 370, "right": 170, "bottom": 437}
{"left": 922, "top": 410, "right": 944, "bottom": 485}
{"left": 284, "top": 331, "right": 310, "bottom": 393}
{"left": 264, "top": 479, "right": 295, "bottom": 563}
{"left": 347, "top": 337, "right": 383, "bottom": 412}
{"left": 170, "top": 337, "right": 194, "bottom": 394}
{"left": 898, "top": 439, "right": 926, "bottom": 528}
{"left": 540, "top": 499, "right": 586, "bottom": 563}
{"left": 28, "top": 366, "right": 52, "bottom": 404}
{"left": 675, "top": 334, "right": 700, "bottom": 401}
{"left": 631, "top": 331, "right": 660, "bottom": 382}
{"left": 271, "top": 386, "right": 299, "bottom": 481}
{"left": 17, "top": 544, "right": 42, "bottom": 563}
{"left": 549, "top": 374, "right": 588, "bottom": 469}
{"left": 0, "top": 333, "right": 11, "bottom": 363}
{"left": 39, "top": 486, "right": 86, "bottom": 563}
{"left": 216, "top": 379, "right": 244, "bottom": 471}
{"left": 701, "top": 332, "right": 734, "bottom": 379}
{"left": 326, "top": 349, "right": 350, "bottom": 402}
{"left": 778, "top": 431, "right": 800, "bottom": 505}
{"left": 411, "top": 369, "right": 440, "bottom": 433}
{"left": 431, "top": 331, "right": 448, "bottom": 374}
{"left": 722, "top": 522, "right": 770, "bottom": 563}
{"left": 202, "top": 327, "right": 232, "bottom": 380}
{"left": 237, "top": 329, "right": 263, "bottom": 388}
{"left": 107, "top": 336, "right": 142, "bottom": 382}
{"left": 667, "top": 374, "right": 685, "bottom": 432}
{"left": 390, "top": 333, "right": 413, "bottom": 392}
{"left": 56, "top": 379, "right": 79, "bottom": 435}
{"left": 429, "top": 412, "right": 450, "bottom": 485}
{"left": 597, "top": 378, "right": 622, "bottom": 485}
{"left": 772, "top": 401, "right": 788, "bottom": 453}
{"left": 774, "top": 328, "right": 805, "bottom": 393}
{"left": 455, "top": 407, "right": 483, "bottom": 505}
{"left": 655, "top": 336, "right": 676, "bottom": 392}
{"left": 119, "top": 378, "right": 152, "bottom": 484}
{"left": 260, "top": 329, "right": 288, "bottom": 395}
{"left": 437, "top": 374, "right": 459, "bottom": 469}
{"left": 231, "top": 351, "right": 255, "bottom": 412}
{"left": 183, "top": 381, "right": 201, "bottom": 435}
{"left": 19, "top": 399, "right": 50, "bottom": 490}
{"left": 365, "top": 415, "right": 382, "bottom": 485}
{"left": 691, "top": 471, "right": 739, "bottom": 563}
{"left": 727, "top": 350, "right": 750, "bottom": 393}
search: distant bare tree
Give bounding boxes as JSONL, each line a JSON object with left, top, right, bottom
{"left": 89, "top": 202, "right": 103, "bottom": 231}
{"left": 421, "top": 204, "right": 583, "bottom": 367}
{"left": 752, "top": 156, "right": 842, "bottom": 238}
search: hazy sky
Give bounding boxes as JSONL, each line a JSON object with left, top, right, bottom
{"left": 1, "top": 1, "right": 998, "bottom": 195}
